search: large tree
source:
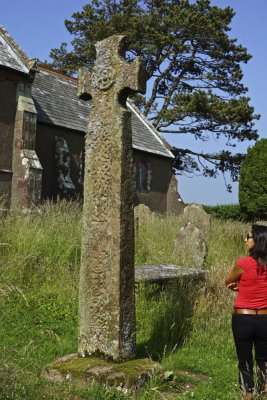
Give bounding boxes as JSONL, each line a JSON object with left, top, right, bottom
{"left": 49, "top": 0, "right": 259, "bottom": 188}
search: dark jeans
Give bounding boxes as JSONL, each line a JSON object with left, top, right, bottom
{"left": 232, "top": 314, "right": 267, "bottom": 393}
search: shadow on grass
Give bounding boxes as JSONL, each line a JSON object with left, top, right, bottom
{"left": 136, "top": 278, "right": 202, "bottom": 361}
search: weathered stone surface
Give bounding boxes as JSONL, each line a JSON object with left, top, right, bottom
{"left": 175, "top": 203, "right": 210, "bottom": 267}
{"left": 174, "top": 222, "right": 208, "bottom": 268}
{"left": 134, "top": 204, "right": 153, "bottom": 235}
{"left": 135, "top": 264, "right": 206, "bottom": 284}
{"left": 180, "top": 203, "right": 211, "bottom": 233}
{"left": 11, "top": 84, "right": 42, "bottom": 209}
{"left": 134, "top": 203, "right": 152, "bottom": 216}
{"left": 42, "top": 354, "right": 160, "bottom": 395}
{"left": 78, "top": 35, "right": 146, "bottom": 361}
{"left": 255, "top": 221, "right": 267, "bottom": 227}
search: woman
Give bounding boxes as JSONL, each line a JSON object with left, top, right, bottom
{"left": 226, "top": 224, "right": 267, "bottom": 400}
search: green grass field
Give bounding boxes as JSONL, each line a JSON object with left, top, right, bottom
{"left": 0, "top": 201, "right": 251, "bottom": 399}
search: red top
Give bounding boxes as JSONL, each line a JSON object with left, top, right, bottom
{"left": 234, "top": 256, "right": 267, "bottom": 309}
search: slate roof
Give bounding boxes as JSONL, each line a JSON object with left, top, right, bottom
{"left": 0, "top": 25, "right": 174, "bottom": 158}
{"left": 32, "top": 68, "right": 174, "bottom": 159}
{"left": 32, "top": 69, "right": 90, "bottom": 132}
{"left": 127, "top": 100, "right": 174, "bottom": 159}
{"left": 0, "top": 25, "right": 36, "bottom": 74}
{"left": 0, "top": 24, "right": 173, "bottom": 159}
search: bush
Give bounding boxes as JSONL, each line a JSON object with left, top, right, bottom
{"left": 202, "top": 203, "right": 245, "bottom": 221}
{"left": 239, "top": 139, "right": 267, "bottom": 219}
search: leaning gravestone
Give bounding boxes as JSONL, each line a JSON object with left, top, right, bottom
{"left": 134, "top": 203, "right": 152, "bottom": 217}
{"left": 134, "top": 203, "right": 153, "bottom": 235}
{"left": 174, "top": 203, "right": 210, "bottom": 268}
{"left": 180, "top": 202, "right": 211, "bottom": 234}
{"left": 174, "top": 222, "right": 208, "bottom": 268}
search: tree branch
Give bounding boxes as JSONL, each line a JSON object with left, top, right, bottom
{"left": 153, "top": 48, "right": 197, "bottom": 128}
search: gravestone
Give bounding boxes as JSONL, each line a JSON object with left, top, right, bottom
{"left": 174, "top": 222, "right": 208, "bottom": 268}
{"left": 174, "top": 203, "right": 210, "bottom": 267}
{"left": 135, "top": 264, "right": 206, "bottom": 284}
{"left": 255, "top": 221, "right": 267, "bottom": 227}
{"left": 180, "top": 202, "right": 211, "bottom": 234}
{"left": 77, "top": 35, "right": 146, "bottom": 361}
{"left": 134, "top": 203, "right": 153, "bottom": 236}
{"left": 134, "top": 203, "right": 152, "bottom": 216}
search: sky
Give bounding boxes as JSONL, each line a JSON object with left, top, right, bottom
{"left": 1, "top": 0, "right": 266, "bottom": 205}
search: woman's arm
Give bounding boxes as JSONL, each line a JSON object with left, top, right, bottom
{"left": 225, "top": 263, "right": 244, "bottom": 291}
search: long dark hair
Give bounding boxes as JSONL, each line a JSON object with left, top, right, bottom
{"left": 249, "top": 224, "right": 267, "bottom": 268}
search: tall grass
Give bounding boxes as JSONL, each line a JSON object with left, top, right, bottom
{"left": 0, "top": 200, "right": 82, "bottom": 285}
{"left": 0, "top": 201, "right": 252, "bottom": 399}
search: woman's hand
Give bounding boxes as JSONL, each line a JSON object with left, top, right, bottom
{"left": 226, "top": 282, "right": 239, "bottom": 291}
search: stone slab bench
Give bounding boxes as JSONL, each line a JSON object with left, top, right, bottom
{"left": 135, "top": 264, "right": 206, "bottom": 284}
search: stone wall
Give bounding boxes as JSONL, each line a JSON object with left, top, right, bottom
{"left": 167, "top": 174, "right": 184, "bottom": 214}
{"left": 37, "top": 130, "right": 182, "bottom": 214}
{"left": 0, "top": 65, "right": 43, "bottom": 209}
{"left": 0, "top": 68, "right": 28, "bottom": 206}
{"left": 0, "top": 69, "right": 18, "bottom": 205}
{"left": 10, "top": 82, "right": 42, "bottom": 208}
{"left": 134, "top": 151, "right": 174, "bottom": 213}
{"left": 0, "top": 70, "right": 183, "bottom": 214}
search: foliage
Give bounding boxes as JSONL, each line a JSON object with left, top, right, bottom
{"left": 0, "top": 201, "right": 252, "bottom": 398}
{"left": 135, "top": 212, "right": 184, "bottom": 265}
{"left": 136, "top": 280, "right": 198, "bottom": 360}
{"left": 48, "top": 0, "right": 259, "bottom": 184}
{"left": 239, "top": 139, "right": 267, "bottom": 219}
{"left": 0, "top": 200, "right": 82, "bottom": 273}
{"left": 203, "top": 203, "right": 246, "bottom": 221}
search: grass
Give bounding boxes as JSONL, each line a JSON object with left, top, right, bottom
{"left": 0, "top": 201, "right": 253, "bottom": 399}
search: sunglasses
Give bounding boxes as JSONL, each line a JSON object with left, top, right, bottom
{"left": 246, "top": 233, "right": 254, "bottom": 240}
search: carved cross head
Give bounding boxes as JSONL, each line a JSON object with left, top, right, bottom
{"left": 78, "top": 35, "right": 146, "bottom": 106}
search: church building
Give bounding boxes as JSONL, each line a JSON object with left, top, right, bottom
{"left": 0, "top": 26, "right": 184, "bottom": 214}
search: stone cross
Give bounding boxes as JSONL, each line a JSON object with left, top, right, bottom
{"left": 77, "top": 35, "right": 146, "bottom": 361}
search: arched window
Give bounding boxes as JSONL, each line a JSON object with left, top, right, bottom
{"left": 55, "top": 136, "right": 75, "bottom": 195}
{"left": 138, "top": 161, "right": 151, "bottom": 192}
